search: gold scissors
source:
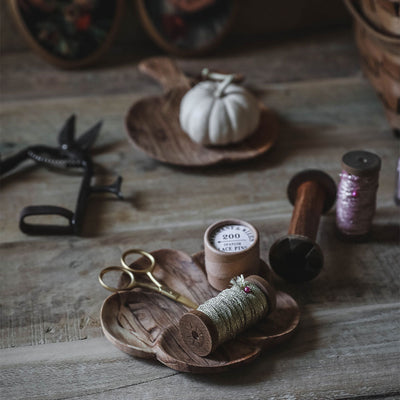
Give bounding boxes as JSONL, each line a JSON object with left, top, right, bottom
{"left": 98, "top": 249, "right": 198, "bottom": 309}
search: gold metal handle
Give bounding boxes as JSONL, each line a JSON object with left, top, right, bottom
{"left": 98, "top": 266, "right": 135, "bottom": 292}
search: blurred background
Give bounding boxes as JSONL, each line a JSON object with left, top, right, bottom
{"left": 1, "top": 0, "right": 351, "bottom": 58}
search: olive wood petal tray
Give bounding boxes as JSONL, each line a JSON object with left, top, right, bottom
{"left": 125, "top": 99, "right": 278, "bottom": 167}
{"left": 100, "top": 249, "right": 300, "bottom": 373}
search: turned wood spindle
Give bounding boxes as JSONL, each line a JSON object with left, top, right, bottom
{"left": 269, "top": 169, "right": 337, "bottom": 282}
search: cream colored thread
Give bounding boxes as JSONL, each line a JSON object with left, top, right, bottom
{"left": 197, "top": 276, "right": 268, "bottom": 345}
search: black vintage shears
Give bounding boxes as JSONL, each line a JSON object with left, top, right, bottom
{"left": 0, "top": 115, "right": 123, "bottom": 235}
{"left": 99, "top": 249, "right": 198, "bottom": 309}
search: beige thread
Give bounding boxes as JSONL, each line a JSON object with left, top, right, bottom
{"left": 197, "top": 276, "right": 268, "bottom": 345}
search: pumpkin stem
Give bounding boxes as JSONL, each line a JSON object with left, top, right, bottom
{"left": 202, "top": 68, "right": 235, "bottom": 83}
{"left": 215, "top": 75, "right": 234, "bottom": 98}
{"left": 201, "top": 68, "right": 235, "bottom": 98}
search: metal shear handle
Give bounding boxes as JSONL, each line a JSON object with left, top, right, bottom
{"left": 1, "top": 115, "right": 123, "bottom": 236}
{"left": 19, "top": 205, "right": 75, "bottom": 235}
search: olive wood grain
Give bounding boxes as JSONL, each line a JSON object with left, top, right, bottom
{"left": 125, "top": 57, "right": 279, "bottom": 167}
{"left": 138, "top": 56, "right": 192, "bottom": 92}
{"left": 100, "top": 249, "right": 299, "bottom": 373}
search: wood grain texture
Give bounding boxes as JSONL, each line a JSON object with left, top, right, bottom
{"left": 1, "top": 303, "right": 399, "bottom": 399}
{"left": 1, "top": 28, "right": 399, "bottom": 398}
{"left": 100, "top": 250, "right": 298, "bottom": 372}
{"left": 345, "top": 0, "right": 400, "bottom": 132}
{"left": 289, "top": 181, "right": 326, "bottom": 240}
{"left": 126, "top": 57, "right": 278, "bottom": 166}
{"left": 360, "top": 0, "right": 400, "bottom": 36}
{"left": 0, "top": 29, "right": 360, "bottom": 102}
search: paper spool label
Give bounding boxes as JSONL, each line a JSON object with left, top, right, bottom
{"left": 204, "top": 219, "right": 260, "bottom": 290}
{"left": 209, "top": 224, "right": 256, "bottom": 253}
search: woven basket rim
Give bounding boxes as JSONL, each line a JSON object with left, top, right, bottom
{"left": 344, "top": 0, "right": 400, "bottom": 44}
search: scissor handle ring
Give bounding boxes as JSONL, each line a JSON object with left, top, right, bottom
{"left": 98, "top": 266, "right": 135, "bottom": 292}
{"left": 120, "top": 249, "right": 155, "bottom": 272}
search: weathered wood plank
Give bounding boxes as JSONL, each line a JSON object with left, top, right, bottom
{"left": 0, "top": 211, "right": 399, "bottom": 349}
{"left": 0, "top": 30, "right": 360, "bottom": 102}
{"left": 1, "top": 303, "right": 399, "bottom": 400}
{"left": 0, "top": 76, "right": 397, "bottom": 242}
{"left": 1, "top": 27, "right": 399, "bottom": 398}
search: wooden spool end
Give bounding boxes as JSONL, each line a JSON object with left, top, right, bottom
{"left": 269, "top": 235, "right": 324, "bottom": 282}
{"left": 287, "top": 169, "right": 337, "bottom": 214}
{"left": 341, "top": 150, "right": 381, "bottom": 177}
{"left": 179, "top": 275, "right": 276, "bottom": 357}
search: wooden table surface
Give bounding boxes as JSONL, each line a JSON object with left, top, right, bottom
{"left": 1, "top": 28, "right": 399, "bottom": 399}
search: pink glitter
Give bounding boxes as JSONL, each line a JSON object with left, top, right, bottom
{"left": 336, "top": 170, "right": 379, "bottom": 236}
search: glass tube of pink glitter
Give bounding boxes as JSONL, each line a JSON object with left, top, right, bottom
{"left": 336, "top": 150, "right": 381, "bottom": 240}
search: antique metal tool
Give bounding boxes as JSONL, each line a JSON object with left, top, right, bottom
{"left": 0, "top": 115, "right": 123, "bottom": 235}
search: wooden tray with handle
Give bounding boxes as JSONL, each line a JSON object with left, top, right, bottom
{"left": 125, "top": 57, "right": 279, "bottom": 167}
{"left": 100, "top": 249, "right": 300, "bottom": 373}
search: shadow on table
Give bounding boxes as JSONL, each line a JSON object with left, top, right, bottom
{"left": 162, "top": 116, "right": 336, "bottom": 177}
{"left": 184, "top": 306, "right": 317, "bottom": 384}
{"left": 369, "top": 223, "right": 400, "bottom": 245}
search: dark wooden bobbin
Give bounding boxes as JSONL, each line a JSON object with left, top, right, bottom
{"left": 179, "top": 275, "right": 276, "bottom": 357}
{"left": 341, "top": 150, "right": 381, "bottom": 178}
{"left": 269, "top": 169, "right": 337, "bottom": 283}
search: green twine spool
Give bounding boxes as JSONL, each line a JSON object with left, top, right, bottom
{"left": 179, "top": 275, "right": 275, "bottom": 356}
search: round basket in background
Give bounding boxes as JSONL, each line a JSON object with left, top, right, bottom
{"left": 344, "top": 0, "right": 400, "bottom": 136}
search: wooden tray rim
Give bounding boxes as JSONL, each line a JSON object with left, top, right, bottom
{"left": 100, "top": 248, "right": 300, "bottom": 373}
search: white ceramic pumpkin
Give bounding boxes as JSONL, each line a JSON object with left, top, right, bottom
{"left": 179, "top": 71, "right": 260, "bottom": 146}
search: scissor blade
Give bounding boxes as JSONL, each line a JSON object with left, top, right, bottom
{"left": 157, "top": 285, "right": 198, "bottom": 309}
{"left": 134, "top": 280, "right": 198, "bottom": 309}
{"left": 77, "top": 121, "right": 101, "bottom": 151}
{"left": 58, "top": 114, "right": 76, "bottom": 149}
{"left": 175, "top": 294, "right": 198, "bottom": 309}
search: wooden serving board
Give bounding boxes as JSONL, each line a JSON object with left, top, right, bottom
{"left": 100, "top": 249, "right": 300, "bottom": 373}
{"left": 125, "top": 57, "right": 279, "bottom": 167}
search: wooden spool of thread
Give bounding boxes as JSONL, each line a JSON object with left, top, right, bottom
{"left": 336, "top": 150, "right": 381, "bottom": 239}
{"left": 204, "top": 219, "right": 260, "bottom": 290}
{"left": 269, "top": 169, "right": 337, "bottom": 283}
{"left": 179, "top": 275, "right": 276, "bottom": 356}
